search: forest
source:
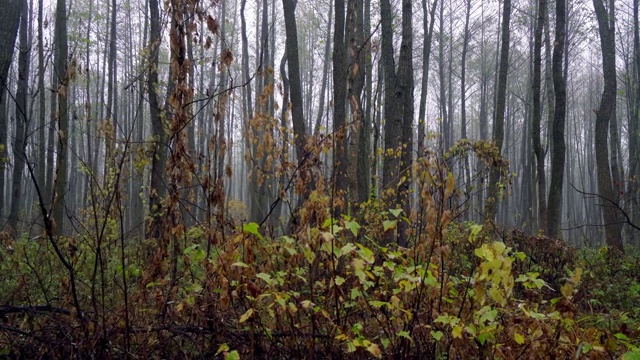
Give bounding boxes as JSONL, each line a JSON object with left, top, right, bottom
{"left": 0, "top": 0, "right": 640, "bottom": 357}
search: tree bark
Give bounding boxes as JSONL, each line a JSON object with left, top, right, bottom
{"left": 313, "top": 3, "right": 332, "bottom": 136}
{"left": 631, "top": 0, "right": 640, "bottom": 242}
{"left": 333, "top": 0, "right": 348, "bottom": 213}
{"left": 347, "top": 0, "right": 368, "bottom": 204}
{"left": 486, "top": 0, "right": 511, "bottom": 220}
{"left": 592, "top": 0, "right": 624, "bottom": 251}
{"left": 37, "top": 0, "right": 46, "bottom": 209}
{"left": 51, "top": 0, "right": 69, "bottom": 235}
{"left": 547, "top": 0, "right": 567, "bottom": 238}
{"left": 532, "top": 0, "right": 548, "bottom": 233}
{"left": 282, "top": 0, "right": 307, "bottom": 165}
{"left": 0, "top": 0, "right": 22, "bottom": 219}
{"left": 381, "top": 0, "right": 413, "bottom": 245}
{"left": 146, "top": 0, "right": 167, "bottom": 240}
{"left": 418, "top": 0, "right": 437, "bottom": 156}
{"left": 8, "top": 0, "right": 29, "bottom": 235}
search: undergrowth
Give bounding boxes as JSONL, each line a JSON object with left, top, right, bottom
{"left": 0, "top": 142, "right": 638, "bottom": 359}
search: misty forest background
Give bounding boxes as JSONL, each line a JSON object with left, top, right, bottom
{"left": 1, "top": 0, "right": 640, "bottom": 357}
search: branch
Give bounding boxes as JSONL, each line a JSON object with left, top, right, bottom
{"left": 570, "top": 183, "right": 640, "bottom": 232}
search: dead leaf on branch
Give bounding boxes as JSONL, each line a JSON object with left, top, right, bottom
{"left": 221, "top": 49, "right": 234, "bottom": 67}
{"left": 206, "top": 15, "right": 219, "bottom": 35}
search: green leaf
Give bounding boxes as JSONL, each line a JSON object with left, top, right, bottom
{"left": 614, "top": 333, "right": 630, "bottom": 341}
{"left": 225, "top": 350, "right": 240, "bottom": 360}
{"left": 398, "top": 330, "right": 413, "bottom": 342}
{"left": 340, "top": 243, "right": 357, "bottom": 255}
{"left": 356, "top": 244, "right": 375, "bottom": 264}
{"left": 345, "top": 220, "right": 361, "bottom": 237}
{"left": 256, "top": 272, "right": 273, "bottom": 285}
{"left": 622, "top": 351, "right": 640, "bottom": 360}
{"left": 351, "top": 288, "right": 361, "bottom": 300}
{"left": 468, "top": 224, "right": 483, "bottom": 242}
{"left": 389, "top": 208, "right": 403, "bottom": 218}
{"left": 334, "top": 276, "right": 346, "bottom": 286}
{"left": 383, "top": 220, "right": 397, "bottom": 232}
{"left": 215, "top": 343, "right": 230, "bottom": 356}
{"left": 477, "top": 332, "right": 491, "bottom": 345}
{"left": 231, "top": 262, "right": 250, "bottom": 268}
{"left": 369, "top": 300, "right": 389, "bottom": 308}
{"left": 242, "top": 222, "right": 263, "bottom": 240}
{"left": 430, "top": 330, "right": 443, "bottom": 341}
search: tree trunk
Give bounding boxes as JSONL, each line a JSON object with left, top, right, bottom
{"left": 486, "top": 0, "right": 511, "bottom": 220}
{"left": 52, "top": 0, "right": 69, "bottom": 235}
{"left": 437, "top": 0, "right": 448, "bottom": 154}
{"left": 8, "top": 0, "right": 29, "bottom": 236}
{"left": 146, "top": 0, "right": 167, "bottom": 240}
{"left": 0, "top": 0, "right": 22, "bottom": 219}
{"left": 37, "top": 0, "right": 46, "bottom": 209}
{"left": 418, "top": 0, "right": 437, "bottom": 156}
{"left": 381, "top": 0, "right": 413, "bottom": 245}
{"left": 592, "top": 0, "right": 624, "bottom": 251}
{"left": 460, "top": 0, "right": 471, "bottom": 207}
{"left": 547, "top": 0, "right": 567, "bottom": 238}
{"left": 313, "top": 3, "right": 332, "bottom": 136}
{"left": 532, "top": 0, "right": 548, "bottom": 233}
{"left": 347, "top": 0, "right": 368, "bottom": 204}
{"left": 631, "top": 0, "right": 640, "bottom": 243}
{"left": 333, "top": 0, "right": 348, "bottom": 213}
{"left": 282, "top": 0, "right": 307, "bottom": 166}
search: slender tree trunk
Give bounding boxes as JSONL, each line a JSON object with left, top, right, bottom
{"left": 547, "top": 0, "right": 567, "bottom": 238}
{"left": 592, "top": 0, "right": 624, "bottom": 251}
{"left": 418, "top": 0, "right": 437, "bottom": 156}
{"left": 8, "top": 0, "right": 29, "bottom": 235}
{"left": 486, "top": 0, "right": 511, "bottom": 220}
{"left": 282, "top": 0, "right": 307, "bottom": 166}
{"left": 333, "top": 0, "right": 348, "bottom": 212}
{"left": 631, "top": 0, "right": 640, "bottom": 242}
{"left": 544, "top": 5, "right": 555, "bottom": 158}
{"left": 314, "top": 3, "right": 333, "bottom": 135}
{"left": 0, "top": 0, "right": 22, "bottom": 219}
{"left": 437, "top": 0, "right": 448, "bottom": 154}
{"left": 532, "top": 0, "right": 548, "bottom": 232}
{"left": 37, "top": 0, "right": 46, "bottom": 207}
{"left": 347, "top": 0, "right": 368, "bottom": 204}
{"left": 381, "top": 0, "right": 413, "bottom": 245}
{"left": 146, "top": 0, "right": 167, "bottom": 240}
{"left": 52, "top": 0, "right": 69, "bottom": 235}
{"left": 460, "top": 0, "right": 471, "bottom": 206}
{"left": 398, "top": 0, "right": 414, "bottom": 239}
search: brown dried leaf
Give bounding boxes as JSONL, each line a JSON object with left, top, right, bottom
{"left": 206, "top": 15, "right": 219, "bottom": 35}
{"left": 221, "top": 49, "right": 234, "bottom": 67}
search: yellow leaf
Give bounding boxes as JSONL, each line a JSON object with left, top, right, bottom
{"left": 444, "top": 171, "right": 455, "bottom": 198}
{"left": 366, "top": 343, "right": 382, "bottom": 358}
{"left": 452, "top": 325, "right": 463, "bottom": 339}
{"left": 604, "top": 336, "right": 617, "bottom": 353}
{"left": 514, "top": 332, "right": 525, "bottom": 344}
{"left": 560, "top": 283, "right": 574, "bottom": 298}
{"left": 571, "top": 268, "right": 583, "bottom": 284}
{"left": 239, "top": 308, "right": 254, "bottom": 323}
